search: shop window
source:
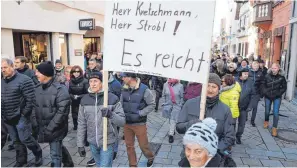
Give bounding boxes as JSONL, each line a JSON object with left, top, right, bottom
{"left": 20, "top": 33, "right": 49, "bottom": 69}
{"left": 59, "top": 34, "right": 68, "bottom": 65}
{"left": 84, "top": 37, "right": 101, "bottom": 55}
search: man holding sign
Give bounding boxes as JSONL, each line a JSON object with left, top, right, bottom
{"left": 103, "top": 1, "right": 217, "bottom": 166}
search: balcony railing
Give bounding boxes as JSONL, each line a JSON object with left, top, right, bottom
{"left": 253, "top": 1, "right": 273, "bottom": 26}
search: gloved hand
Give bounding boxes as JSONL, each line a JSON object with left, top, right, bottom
{"left": 78, "top": 147, "right": 86, "bottom": 157}
{"left": 218, "top": 149, "right": 231, "bottom": 158}
{"left": 101, "top": 106, "right": 114, "bottom": 118}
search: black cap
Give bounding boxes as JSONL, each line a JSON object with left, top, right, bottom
{"left": 36, "top": 61, "right": 55, "bottom": 77}
{"left": 89, "top": 72, "right": 102, "bottom": 81}
{"left": 55, "top": 59, "right": 62, "bottom": 64}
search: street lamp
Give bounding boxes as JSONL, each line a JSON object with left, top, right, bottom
{"left": 16, "top": 0, "right": 24, "bottom": 5}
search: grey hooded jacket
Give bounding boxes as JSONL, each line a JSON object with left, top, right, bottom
{"left": 77, "top": 89, "right": 125, "bottom": 148}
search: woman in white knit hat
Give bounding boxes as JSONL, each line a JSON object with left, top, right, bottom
{"left": 179, "top": 118, "right": 221, "bottom": 167}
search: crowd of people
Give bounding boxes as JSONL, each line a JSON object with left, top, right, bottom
{"left": 1, "top": 52, "right": 288, "bottom": 167}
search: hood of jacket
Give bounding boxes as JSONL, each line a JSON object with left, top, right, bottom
{"left": 122, "top": 78, "right": 141, "bottom": 90}
{"left": 267, "top": 68, "right": 285, "bottom": 77}
{"left": 108, "top": 74, "right": 115, "bottom": 83}
{"left": 221, "top": 82, "right": 241, "bottom": 93}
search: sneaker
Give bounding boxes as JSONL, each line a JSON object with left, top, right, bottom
{"left": 73, "top": 125, "right": 77, "bottom": 130}
{"left": 272, "top": 127, "right": 278, "bottom": 137}
{"left": 8, "top": 144, "right": 15, "bottom": 151}
{"left": 113, "top": 152, "right": 117, "bottom": 160}
{"left": 251, "top": 121, "right": 256, "bottom": 127}
{"left": 13, "top": 162, "right": 27, "bottom": 167}
{"left": 87, "top": 158, "right": 96, "bottom": 166}
{"left": 35, "top": 151, "right": 43, "bottom": 167}
{"left": 169, "top": 135, "right": 174, "bottom": 143}
{"left": 147, "top": 159, "right": 154, "bottom": 167}
{"left": 263, "top": 121, "right": 269, "bottom": 129}
{"left": 236, "top": 137, "right": 242, "bottom": 144}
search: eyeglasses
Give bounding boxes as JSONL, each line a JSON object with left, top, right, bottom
{"left": 73, "top": 71, "right": 80, "bottom": 73}
{"left": 221, "top": 80, "right": 225, "bottom": 82}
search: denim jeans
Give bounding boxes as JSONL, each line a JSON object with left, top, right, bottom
{"left": 265, "top": 98, "right": 281, "bottom": 128}
{"left": 236, "top": 110, "right": 247, "bottom": 138}
{"left": 5, "top": 116, "right": 42, "bottom": 164}
{"left": 50, "top": 141, "right": 73, "bottom": 167}
{"left": 250, "top": 94, "right": 261, "bottom": 122}
{"left": 90, "top": 144, "right": 114, "bottom": 167}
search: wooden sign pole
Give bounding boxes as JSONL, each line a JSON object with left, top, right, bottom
{"left": 103, "top": 71, "right": 109, "bottom": 151}
{"left": 199, "top": 54, "right": 211, "bottom": 120}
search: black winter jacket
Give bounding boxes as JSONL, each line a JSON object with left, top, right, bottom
{"left": 263, "top": 69, "right": 287, "bottom": 100}
{"left": 34, "top": 78, "right": 70, "bottom": 143}
{"left": 69, "top": 76, "right": 89, "bottom": 106}
{"left": 16, "top": 64, "right": 39, "bottom": 85}
{"left": 248, "top": 69, "right": 264, "bottom": 95}
{"left": 84, "top": 68, "right": 100, "bottom": 79}
{"left": 178, "top": 153, "right": 222, "bottom": 167}
{"left": 1, "top": 72, "right": 35, "bottom": 125}
{"left": 236, "top": 78, "right": 253, "bottom": 110}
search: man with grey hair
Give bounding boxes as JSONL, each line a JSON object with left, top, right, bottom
{"left": 1, "top": 58, "right": 43, "bottom": 167}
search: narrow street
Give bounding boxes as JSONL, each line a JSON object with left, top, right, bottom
{"left": 2, "top": 97, "right": 297, "bottom": 167}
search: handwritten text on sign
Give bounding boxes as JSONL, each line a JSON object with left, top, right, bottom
{"left": 103, "top": 1, "right": 216, "bottom": 83}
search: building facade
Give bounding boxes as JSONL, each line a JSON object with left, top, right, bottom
{"left": 1, "top": 1, "right": 105, "bottom": 69}
{"left": 286, "top": 1, "right": 297, "bottom": 101}
{"left": 252, "top": 0, "right": 291, "bottom": 67}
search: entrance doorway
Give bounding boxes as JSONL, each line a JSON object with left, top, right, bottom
{"left": 13, "top": 31, "right": 50, "bottom": 69}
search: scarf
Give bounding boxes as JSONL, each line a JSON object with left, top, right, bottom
{"left": 206, "top": 95, "right": 219, "bottom": 109}
{"left": 167, "top": 79, "right": 178, "bottom": 104}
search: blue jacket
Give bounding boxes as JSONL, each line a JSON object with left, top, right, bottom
{"left": 108, "top": 75, "right": 122, "bottom": 99}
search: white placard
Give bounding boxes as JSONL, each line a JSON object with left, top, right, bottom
{"left": 103, "top": 1, "right": 216, "bottom": 83}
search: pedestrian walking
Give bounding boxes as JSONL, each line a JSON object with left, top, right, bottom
{"left": 226, "top": 62, "right": 238, "bottom": 77}
{"left": 1, "top": 58, "right": 43, "bottom": 167}
{"left": 84, "top": 59, "right": 100, "bottom": 79}
{"left": 235, "top": 68, "right": 253, "bottom": 144}
{"left": 69, "top": 65, "right": 89, "bottom": 130}
{"left": 184, "top": 82, "right": 202, "bottom": 102}
{"left": 262, "top": 63, "right": 287, "bottom": 136}
{"left": 121, "top": 72, "right": 156, "bottom": 167}
{"left": 14, "top": 56, "right": 39, "bottom": 84}
{"left": 34, "top": 61, "right": 74, "bottom": 167}
{"left": 64, "top": 65, "right": 72, "bottom": 89}
{"left": 76, "top": 72, "right": 125, "bottom": 167}
{"left": 108, "top": 72, "right": 122, "bottom": 99}
{"left": 178, "top": 118, "right": 221, "bottom": 167}
{"left": 54, "top": 59, "right": 67, "bottom": 84}
{"left": 220, "top": 74, "right": 241, "bottom": 131}
{"left": 162, "top": 78, "right": 184, "bottom": 143}
{"left": 176, "top": 73, "right": 235, "bottom": 156}
{"left": 151, "top": 76, "right": 167, "bottom": 111}
{"left": 211, "top": 59, "right": 226, "bottom": 78}
{"left": 259, "top": 59, "right": 268, "bottom": 76}
{"left": 14, "top": 56, "right": 39, "bottom": 140}
{"left": 248, "top": 60, "right": 264, "bottom": 127}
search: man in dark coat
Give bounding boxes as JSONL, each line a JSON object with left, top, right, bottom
{"left": 235, "top": 68, "right": 253, "bottom": 144}
{"left": 34, "top": 61, "right": 74, "bottom": 167}
{"left": 1, "top": 58, "right": 43, "bottom": 167}
{"left": 14, "top": 56, "right": 39, "bottom": 140}
{"left": 262, "top": 64, "right": 287, "bottom": 137}
{"left": 259, "top": 59, "right": 268, "bottom": 76}
{"left": 248, "top": 60, "right": 264, "bottom": 127}
{"left": 14, "top": 56, "right": 39, "bottom": 84}
{"left": 84, "top": 59, "right": 100, "bottom": 79}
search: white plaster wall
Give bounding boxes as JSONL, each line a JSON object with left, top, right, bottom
{"left": 1, "top": 28, "right": 15, "bottom": 60}
{"left": 1, "top": 1, "right": 103, "bottom": 34}
{"left": 68, "top": 34, "right": 84, "bottom": 69}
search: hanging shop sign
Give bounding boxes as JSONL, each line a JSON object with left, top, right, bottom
{"left": 79, "top": 19, "right": 95, "bottom": 30}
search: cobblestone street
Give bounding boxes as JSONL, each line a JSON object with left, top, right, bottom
{"left": 2, "top": 98, "right": 297, "bottom": 167}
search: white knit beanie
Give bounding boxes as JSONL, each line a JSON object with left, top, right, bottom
{"left": 183, "top": 118, "right": 218, "bottom": 156}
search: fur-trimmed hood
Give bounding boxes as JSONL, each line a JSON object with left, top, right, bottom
{"left": 267, "top": 68, "right": 285, "bottom": 76}
{"left": 122, "top": 78, "right": 141, "bottom": 90}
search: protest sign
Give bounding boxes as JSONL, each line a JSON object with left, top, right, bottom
{"left": 103, "top": 1, "right": 216, "bottom": 84}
